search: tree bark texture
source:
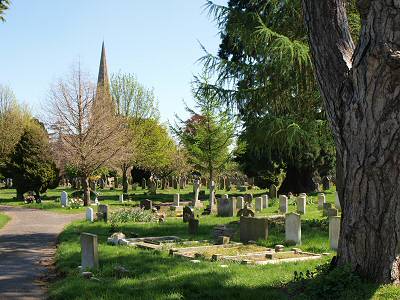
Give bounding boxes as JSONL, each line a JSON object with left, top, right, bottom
{"left": 81, "top": 177, "right": 91, "bottom": 206}
{"left": 302, "top": 0, "right": 400, "bottom": 283}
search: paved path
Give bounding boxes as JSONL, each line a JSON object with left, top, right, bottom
{"left": 0, "top": 206, "right": 83, "bottom": 300}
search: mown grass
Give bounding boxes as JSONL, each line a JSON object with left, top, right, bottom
{"left": 0, "top": 213, "right": 10, "bottom": 229}
{"left": 48, "top": 187, "right": 400, "bottom": 299}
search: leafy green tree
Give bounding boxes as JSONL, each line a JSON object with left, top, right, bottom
{"left": 6, "top": 120, "right": 59, "bottom": 200}
{"left": 0, "top": 0, "right": 10, "bottom": 22}
{"left": 111, "top": 72, "right": 160, "bottom": 193}
{"left": 203, "top": 0, "right": 359, "bottom": 192}
{"left": 173, "top": 75, "right": 236, "bottom": 183}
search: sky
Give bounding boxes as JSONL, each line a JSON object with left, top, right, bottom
{"left": 0, "top": 0, "right": 227, "bottom": 123}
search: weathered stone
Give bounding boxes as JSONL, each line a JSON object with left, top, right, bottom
{"left": 323, "top": 203, "right": 333, "bottom": 216}
{"left": 140, "top": 199, "right": 152, "bottom": 210}
{"left": 216, "top": 236, "right": 230, "bottom": 245}
{"left": 318, "top": 193, "right": 326, "bottom": 210}
{"left": 285, "top": 213, "right": 301, "bottom": 245}
{"left": 279, "top": 195, "right": 288, "bottom": 214}
{"left": 107, "top": 232, "right": 126, "bottom": 245}
{"left": 326, "top": 208, "right": 339, "bottom": 217}
{"left": 275, "top": 244, "right": 285, "bottom": 252}
{"left": 81, "top": 233, "right": 99, "bottom": 270}
{"left": 262, "top": 195, "right": 269, "bottom": 209}
{"left": 217, "top": 196, "right": 236, "bottom": 217}
{"left": 236, "top": 196, "right": 245, "bottom": 210}
{"left": 255, "top": 197, "right": 263, "bottom": 211}
{"left": 240, "top": 216, "right": 268, "bottom": 243}
{"left": 192, "top": 179, "right": 201, "bottom": 207}
{"left": 119, "top": 194, "right": 124, "bottom": 203}
{"left": 61, "top": 191, "right": 68, "bottom": 207}
{"left": 329, "top": 216, "right": 341, "bottom": 250}
{"left": 86, "top": 207, "right": 94, "bottom": 222}
{"left": 296, "top": 195, "right": 306, "bottom": 215}
{"left": 97, "top": 204, "right": 108, "bottom": 222}
{"left": 183, "top": 206, "right": 194, "bottom": 223}
{"left": 188, "top": 218, "right": 199, "bottom": 235}
{"left": 209, "top": 181, "right": 216, "bottom": 212}
{"left": 237, "top": 207, "right": 255, "bottom": 217}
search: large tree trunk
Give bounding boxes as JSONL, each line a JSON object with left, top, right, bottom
{"left": 302, "top": 0, "right": 400, "bottom": 283}
{"left": 82, "top": 177, "right": 91, "bottom": 206}
{"left": 279, "top": 165, "right": 317, "bottom": 194}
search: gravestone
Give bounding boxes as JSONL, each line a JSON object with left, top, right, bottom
{"left": 255, "top": 197, "right": 263, "bottom": 211}
{"left": 183, "top": 206, "right": 194, "bottom": 223}
{"left": 285, "top": 213, "right": 301, "bottom": 245}
{"left": 335, "top": 191, "right": 341, "bottom": 211}
{"left": 192, "top": 179, "right": 201, "bottom": 208}
{"left": 327, "top": 208, "right": 339, "bottom": 217}
{"left": 119, "top": 194, "right": 124, "bottom": 203}
{"left": 322, "top": 176, "right": 331, "bottom": 190}
{"left": 86, "top": 207, "right": 94, "bottom": 222}
{"left": 279, "top": 195, "right": 288, "bottom": 214}
{"left": 329, "top": 216, "right": 341, "bottom": 250}
{"left": 262, "top": 195, "right": 269, "bottom": 209}
{"left": 240, "top": 216, "right": 268, "bottom": 243}
{"left": 236, "top": 196, "right": 245, "bottom": 210}
{"left": 217, "top": 195, "right": 236, "bottom": 217}
{"left": 97, "top": 204, "right": 108, "bottom": 222}
{"left": 188, "top": 218, "right": 199, "bottom": 235}
{"left": 237, "top": 207, "right": 255, "bottom": 217}
{"left": 61, "top": 191, "right": 68, "bottom": 207}
{"left": 140, "top": 199, "right": 152, "bottom": 210}
{"left": 296, "top": 195, "right": 306, "bottom": 215}
{"left": 81, "top": 233, "right": 99, "bottom": 270}
{"left": 318, "top": 193, "right": 326, "bottom": 210}
{"left": 174, "top": 193, "right": 180, "bottom": 207}
{"left": 244, "top": 194, "right": 253, "bottom": 207}
{"left": 269, "top": 184, "right": 277, "bottom": 199}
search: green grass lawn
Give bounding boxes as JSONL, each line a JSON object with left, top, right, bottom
{"left": 0, "top": 213, "right": 10, "bottom": 229}
{"left": 46, "top": 187, "right": 400, "bottom": 299}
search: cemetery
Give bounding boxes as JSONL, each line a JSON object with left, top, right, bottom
{"left": 0, "top": 1, "right": 400, "bottom": 299}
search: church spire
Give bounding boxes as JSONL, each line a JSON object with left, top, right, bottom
{"left": 97, "top": 42, "right": 110, "bottom": 94}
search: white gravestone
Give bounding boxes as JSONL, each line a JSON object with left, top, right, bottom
{"left": 285, "top": 212, "right": 301, "bottom": 245}
{"left": 236, "top": 196, "right": 245, "bottom": 210}
{"left": 174, "top": 193, "right": 180, "bottom": 207}
{"left": 255, "top": 197, "right": 263, "bottom": 211}
{"left": 119, "top": 194, "right": 124, "bottom": 203}
{"left": 86, "top": 207, "right": 94, "bottom": 222}
{"left": 329, "top": 216, "right": 341, "bottom": 250}
{"left": 81, "top": 233, "right": 99, "bottom": 270}
{"left": 297, "top": 195, "right": 306, "bottom": 215}
{"left": 335, "top": 192, "right": 341, "bottom": 211}
{"left": 61, "top": 191, "right": 68, "bottom": 207}
{"left": 209, "top": 181, "right": 216, "bottom": 211}
{"left": 318, "top": 193, "right": 326, "bottom": 210}
{"left": 279, "top": 195, "right": 288, "bottom": 214}
{"left": 262, "top": 195, "right": 269, "bottom": 209}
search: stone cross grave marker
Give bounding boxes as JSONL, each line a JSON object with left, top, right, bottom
{"left": 192, "top": 179, "right": 201, "bottom": 207}
{"left": 81, "top": 233, "right": 99, "bottom": 270}
{"left": 86, "top": 207, "right": 94, "bottom": 222}
{"left": 329, "top": 216, "right": 341, "bottom": 250}
{"left": 279, "top": 195, "right": 288, "bottom": 214}
{"left": 285, "top": 212, "right": 301, "bottom": 245}
{"left": 61, "top": 191, "right": 68, "bottom": 207}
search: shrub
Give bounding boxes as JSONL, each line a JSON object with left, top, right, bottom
{"left": 69, "top": 197, "right": 83, "bottom": 209}
{"left": 109, "top": 207, "right": 158, "bottom": 224}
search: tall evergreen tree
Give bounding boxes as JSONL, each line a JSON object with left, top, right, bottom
{"left": 173, "top": 75, "right": 236, "bottom": 183}
{"left": 0, "top": 0, "right": 10, "bottom": 22}
{"left": 7, "top": 120, "right": 59, "bottom": 200}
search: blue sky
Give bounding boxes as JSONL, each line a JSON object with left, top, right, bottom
{"left": 0, "top": 0, "right": 227, "bottom": 123}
